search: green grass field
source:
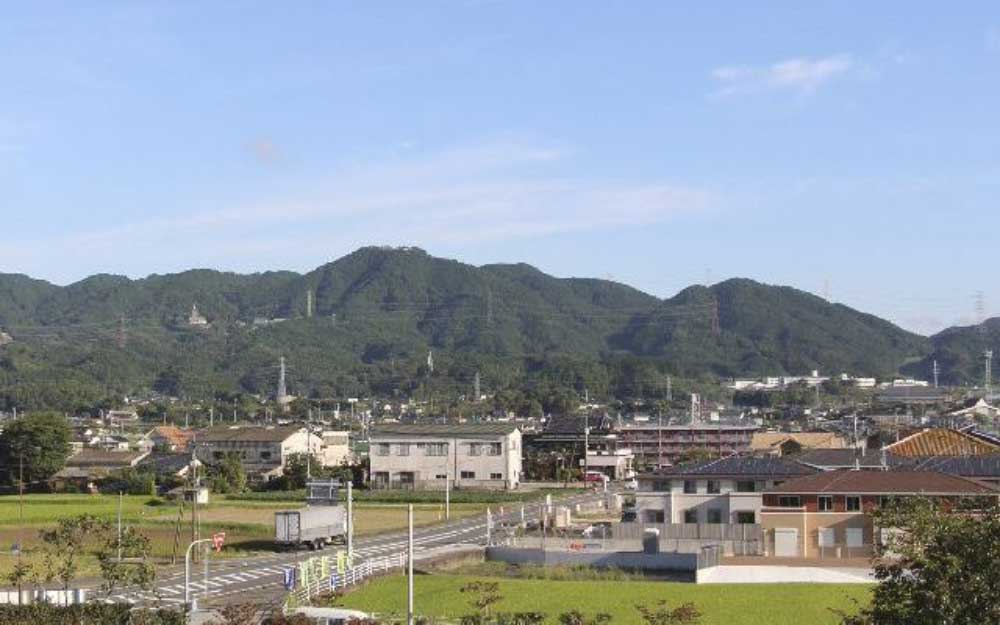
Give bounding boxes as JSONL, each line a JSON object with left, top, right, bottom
{"left": 0, "top": 494, "right": 487, "bottom": 579}
{"left": 333, "top": 574, "right": 871, "bottom": 625}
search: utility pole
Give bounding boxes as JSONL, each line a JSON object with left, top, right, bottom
{"left": 445, "top": 477, "right": 451, "bottom": 520}
{"left": 407, "top": 504, "right": 414, "bottom": 625}
{"left": 346, "top": 480, "right": 354, "bottom": 560}
{"left": 117, "top": 491, "right": 123, "bottom": 561}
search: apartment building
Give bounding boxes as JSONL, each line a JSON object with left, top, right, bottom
{"left": 618, "top": 423, "right": 758, "bottom": 467}
{"left": 635, "top": 456, "right": 816, "bottom": 524}
{"left": 369, "top": 423, "right": 522, "bottom": 490}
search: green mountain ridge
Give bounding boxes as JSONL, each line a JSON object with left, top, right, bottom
{"left": 0, "top": 246, "right": 984, "bottom": 410}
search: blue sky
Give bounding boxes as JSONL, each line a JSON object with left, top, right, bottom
{"left": 2, "top": 2, "right": 999, "bottom": 335}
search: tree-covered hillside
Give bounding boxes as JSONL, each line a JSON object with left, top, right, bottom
{"left": 0, "top": 247, "right": 945, "bottom": 411}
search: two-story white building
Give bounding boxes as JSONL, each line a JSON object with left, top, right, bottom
{"left": 369, "top": 423, "right": 522, "bottom": 490}
{"left": 635, "top": 456, "right": 817, "bottom": 524}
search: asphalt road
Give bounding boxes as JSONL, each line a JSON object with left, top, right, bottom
{"left": 106, "top": 489, "right": 607, "bottom": 608}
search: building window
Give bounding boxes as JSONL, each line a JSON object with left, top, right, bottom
{"left": 460, "top": 470, "right": 476, "bottom": 479}
{"left": 707, "top": 509, "right": 723, "bottom": 524}
{"left": 468, "top": 443, "right": 482, "bottom": 456}
{"left": 707, "top": 480, "right": 721, "bottom": 494}
{"left": 653, "top": 480, "right": 671, "bottom": 492}
{"left": 488, "top": 443, "right": 502, "bottom": 456}
{"left": 777, "top": 496, "right": 801, "bottom": 508}
{"left": 397, "top": 444, "right": 410, "bottom": 456}
{"left": 818, "top": 496, "right": 833, "bottom": 512}
{"left": 683, "top": 480, "right": 697, "bottom": 494}
{"left": 260, "top": 451, "right": 272, "bottom": 460}
{"left": 490, "top": 472, "right": 503, "bottom": 480}
{"left": 736, "top": 511, "right": 756, "bottom": 524}
{"left": 845, "top": 496, "right": 861, "bottom": 512}
{"left": 735, "top": 480, "right": 756, "bottom": 493}
{"left": 375, "top": 443, "right": 390, "bottom": 456}
{"left": 435, "top": 474, "right": 447, "bottom": 480}
{"left": 212, "top": 451, "right": 224, "bottom": 460}
{"left": 426, "top": 443, "right": 448, "bottom": 456}
{"left": 643, "top": 510, "right": 665, "bottom": 523}
{"left": 683, "top": 509, "right": 698, "bottom": 524}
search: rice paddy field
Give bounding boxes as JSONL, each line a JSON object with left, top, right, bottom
{"left": 332, "top": 574, "right": 872, "bottom": 625}
{"left": 0, "top": 493, "right": 486, "bottom": 578}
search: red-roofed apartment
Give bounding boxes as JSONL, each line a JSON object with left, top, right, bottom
{"left": 759, "top": 470, "right": 998, "bottom": 558}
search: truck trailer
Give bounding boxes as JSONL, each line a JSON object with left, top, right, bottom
{"left": 275, "top": 506, "right": 347, "bottom": 550}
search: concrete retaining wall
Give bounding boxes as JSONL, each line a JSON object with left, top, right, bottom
{"left": 486, "top": 547, "right": 698, "bottom": 574}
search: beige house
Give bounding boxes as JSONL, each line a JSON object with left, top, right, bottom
{"left": 751, "top": 432, "right": 849, "bottom": 457}
{"left": 370, "top": 423, "right": 522, "bottom": 490}
{"left": 319, "top": 430, "right": 351, "bottom": 467}
{"left": 760, "top": 470, "right": 998, "bottom": 558}
{"left": 195, "top": 425, "right": 323, "bottom": 478}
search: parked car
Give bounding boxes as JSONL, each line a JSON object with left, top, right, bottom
{"left": 584, "top": 471, "right": 609, "bottom": 484}
{"left": 623, "top": 478, "right": 638, "bottom": 490}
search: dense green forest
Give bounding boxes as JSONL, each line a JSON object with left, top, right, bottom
{"left": 0, "top": 246, "right": 988, "bottom": 412}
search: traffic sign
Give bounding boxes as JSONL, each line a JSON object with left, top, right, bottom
{"left": 212, "top": 532, "right": 226, "bottom": 552}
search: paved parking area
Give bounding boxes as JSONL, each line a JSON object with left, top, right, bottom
{"left": 699, "top": 565, "right": 875, "bottom": 584}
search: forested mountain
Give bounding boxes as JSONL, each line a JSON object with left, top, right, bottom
{"left": 903, "top": 318, "right": 1000, "bottom": 386}
{"left": 0, "top": 246, "right": 966, "bottom": 411}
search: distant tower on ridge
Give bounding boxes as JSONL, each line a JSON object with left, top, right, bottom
{"left": 277, "top": 356, "right": 288, "bottom": 403}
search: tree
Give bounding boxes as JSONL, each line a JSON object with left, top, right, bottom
{"left": 558, "top": 611, "right": 613, "bottom": 625}
{"left": 635, "top": 600, "right": 701, "bottom": 625}
{"left": 4, "top": 560, "right": 31, "bottom": 604}
{"left": 839, "top": 498, "right": 1000, "bottom": 625}
{"left": 461, "top": 580, "right": 503, "bottom": 622}
{"left": 97, "top": 525, "right": 156, "bottom": 597}
{"left": 209, "top": 452, "right": 247, "bottom": 494}
{"left": 39, "top": 515, "right": 110, "bottom": 593}
{"left": 0, "top": 412, "right": 71, "bottom": 485}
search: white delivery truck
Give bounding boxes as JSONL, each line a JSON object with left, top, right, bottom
{"left": 274, "top": 480, "right": 348, "bottom": 550}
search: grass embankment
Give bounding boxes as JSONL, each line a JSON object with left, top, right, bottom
{"left": 334, "top": 573, "right": 871, "bottom": 625}
{"left": 0, "top": 494, "right": 487, "bottom": 579}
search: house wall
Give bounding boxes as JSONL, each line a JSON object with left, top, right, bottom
{"left": 636, "top": 477, "right": 788, "bottom": 524}
{"left": 370, "top": 430, "right": 522, "bottom": 489}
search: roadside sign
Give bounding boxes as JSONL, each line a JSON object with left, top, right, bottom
{"left": 212, "top": 532, "right": 226, "bottom": 552}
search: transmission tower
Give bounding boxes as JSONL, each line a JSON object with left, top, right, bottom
{"left": 709, "top": 299, "right": 720, "bottom": 335}
{"left": 306, "top": 289, "right": 314, "bottom": 318}
{"left": 277, "top": 356, "right": 288, "bottom": 403}
{"left": 932, "top": 360, "right": 940, "bottom": 389}
{"left": 473, "top": 371, "right": 481, "bottom": 400}
{"left": 985, "top": 350, "right": 993, "bottom": 399}
{"left": 115, "top": 315, "right": 127, "bottom": 349}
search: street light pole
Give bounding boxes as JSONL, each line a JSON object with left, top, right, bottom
{"left": 184, "top": 538, "right": 214, "bottom": 611}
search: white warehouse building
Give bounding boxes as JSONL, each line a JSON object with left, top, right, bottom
{"left": 369, "top": 423, "right": 522, "bottom": 490}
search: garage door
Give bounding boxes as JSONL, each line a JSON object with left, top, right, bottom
{"left": 774, "top": 528, "right": 799, "bottom": 557}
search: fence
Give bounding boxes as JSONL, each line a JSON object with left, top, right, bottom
{"left": 614, "top": 522, "right": 763, "bottom": 556}
{"left": 0, "top": 589, "right": 87, "bottom": 606}
{"left": 285, "top": 551, "right": 407, "bottom": 608}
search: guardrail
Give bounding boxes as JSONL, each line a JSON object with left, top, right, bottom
{"left": 285, "top": 551, "right": 407, "bottom": 608}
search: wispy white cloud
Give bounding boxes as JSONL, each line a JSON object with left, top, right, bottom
{"left": 0, "top": 139, "right": 715, "bottom": 282}
{"left": 710, "top": 54, "right": 853, "bottom": 97}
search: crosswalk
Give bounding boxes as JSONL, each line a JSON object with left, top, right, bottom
{"left": 107, "top": 492, "right": 601, "bottom": 606}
